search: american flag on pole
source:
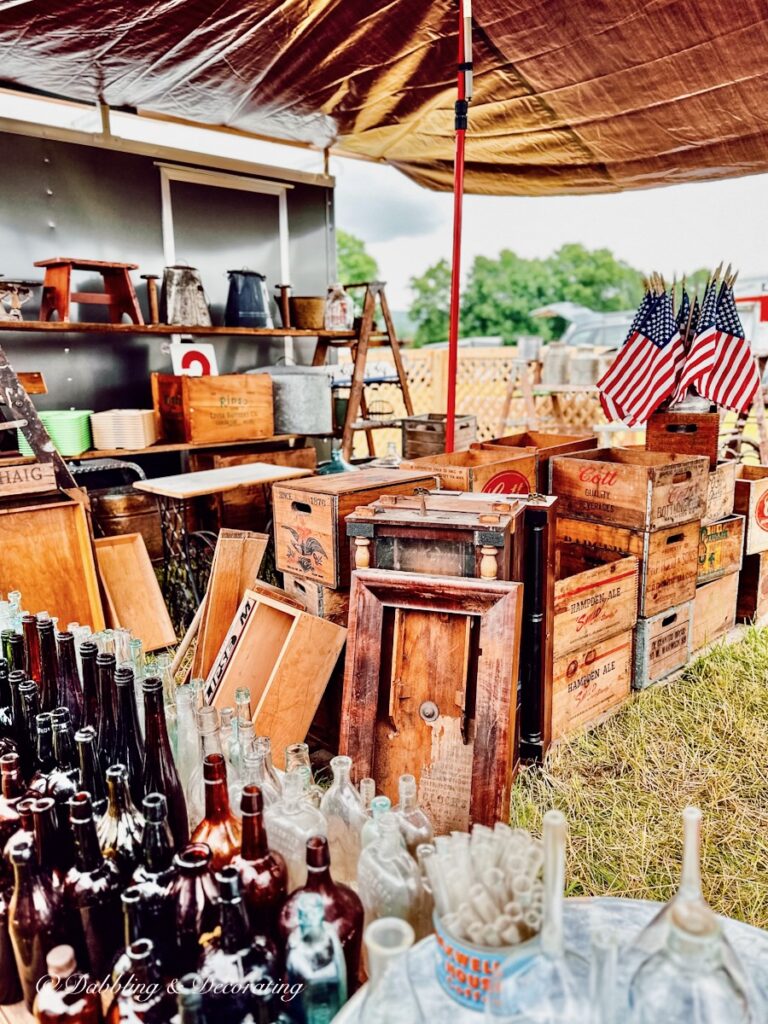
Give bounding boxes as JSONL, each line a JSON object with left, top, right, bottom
{"left": 698, "top": 284, "right": 760, "bottom": 413}
{"left": 597, "top": 290, "right": 685, "bottom": 426}
{"left": 672, "top": 278, "right": 719, "bottom": 403}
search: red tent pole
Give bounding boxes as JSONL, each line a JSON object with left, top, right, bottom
{"left": 445, "top": 0, "right": 471, "bottom": 452}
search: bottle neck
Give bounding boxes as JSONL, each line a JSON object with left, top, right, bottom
{"left": 201, "top": 728, "right": 223, "bottom": 758}
{"left": 76, "top": 734, "right": 107, "bottom": 808}
{"left": 53, "top": 725, "right": 77, "bottom": 770}
{"left": 240, "top": 807, "right": 269, "bottom": 860}
{"left": 115, "top": 679, "right": 141, "bottom": 733}
{"left": 22, "top": 618, "right": 41, "bottom": 682}
{"left": 305, "top": 861, "right": 332, "bottom": 890}
{"left": 71, "top": 814, "right": 104, "bottom": 872}
{"left": 219, "top": 898, "right": 250, "bottom": 954}
{"left": 203, "top": 771, "right": 232, "bottom": 823}
{"left": 36, "top": 723, "right": 55, "bottom": 772}
{"left": 142, "top": 820, "right": 174, "bottom": 873}
{"left": 123, "top": 897, "right": 144, "bottom": 948}
{"left": 679, "top": 808, "right": 703, "bottom": 901}
{"left": 107, "top": 777, "right": 133, "bottom": 817}
{"left": 38, "top": 625, "right": 58, "bottom": 708}
{"left": 1, "top": 764, "right": 23, "bottom": 800}
{"left": 56, "top": 634, "right": 79, "bottom": 685}
{"left": 33, "top": 804, "right": 60, "bottom": 870}
{"left": 143, "top": 688, "right": 173, "bottom": 752}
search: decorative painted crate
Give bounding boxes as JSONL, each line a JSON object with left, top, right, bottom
{"left": 737, "top": 552, "right": 768, "bottom": 623}
{"left": 692, "top": 573, "right": 739, "bottom": 651}
{"left": 554, "top": 546, "right": 639, "bottom": 658}
{"left": 646, "top": 409, "right": 720, "bottom": 468}
{"left": 401, "top": 413, "right": 477, "bottom": 459}
{"left": 556, "top": 516, "right": 699, "bottom": 618}
{"left": 733, "top": 465, "right": 768, "bottom": 555}
{"left": 552, "top": 629, "right": 634, "bottom": 740}
{"left": 151, "top": 372, "right": 274, "bottom": 443}
{"left": 696, "top": 515, "right": 744, "bottom": 583}
{"left": 633, "top": 601, "right": 693, "bottom": 689}
{"left": 477, "top": 430, "right": 597, "bottom": 492}
{"left": 702, "top": 461, "right": 736, "bottom": 526}
{"left": 400, "top": 448, "right": 536, "bottom": 494}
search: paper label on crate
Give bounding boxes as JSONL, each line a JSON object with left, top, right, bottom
{"left": 755, "top": 491, "right": 768, "bottom": 532}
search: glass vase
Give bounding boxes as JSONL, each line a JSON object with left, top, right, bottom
{"left": 359, "top": 917, "right": 422, "bottom": 1024}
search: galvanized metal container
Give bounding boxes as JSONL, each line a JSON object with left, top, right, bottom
{"left": 250, "top": 365, "right": 333, "bottom": 434}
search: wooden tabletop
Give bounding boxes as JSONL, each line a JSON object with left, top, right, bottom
{"left": 133, "top": 463, "right": 313, "bottom": 499}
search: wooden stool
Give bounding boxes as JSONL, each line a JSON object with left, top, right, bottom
{"left": 34, "top": 257, "right": 144, "bottom": 324}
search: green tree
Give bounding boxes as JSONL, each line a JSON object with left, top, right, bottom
{"left": 461, "top": 250, "right": 556, "bottom": 344}
{"left": 408, "top": 258, "right": 452, "bottom": 346}
{"left": 336, "top": 229, "right": 379, "bottom": 284}
{"left": 548, "top": 244, "right": 644, "bottom": 311}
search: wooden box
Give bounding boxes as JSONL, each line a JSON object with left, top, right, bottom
{"left": 476, "top": 430, "right": 597, "bottom": 492}
{"left": 345, "top": 492, "right": 525, "bottom": 582}
{"left": 552, "top": 630, "right": 633, "bottom": 741}
{"left": 400, "top": 448, "right": 536, "bottom": 495}
{"left": 401, "top": 413, "right": 477, "bottom": 459}
{"left": 633, "top": 601, "right": 693, "bottom": 689}
{"left": 697, "top": 515, "right": 744, "bottom": 583}
{"left": 272, "top": 469, "right": 438, "bottom": 589}
{"left": 692, "top": 573, "right": 738, "bottom": 651}
{"left": 550, "top": 448, "right": 709, "bottom": 531}
{"left": 554, "top": 546, "right": 639, "bottom": 658}
{"left": 556, "top": 516, "right": 699, "bottom": 618}
{"left": 151, "top": 372, "right": 274, "bottom": 444}
{"left": 733, "top": 465, "right": 768, "bottom": 555}
{"left": 340, "top": 570, "right": 523, "bottom": 833}
{"left": 737, "top": 552, "right": 768, "bottom": 623}
{"left": 281, "top": 573, "right": 351, "bottom": 627}
{"left": 646, "top": 409, "right": 720, "bottom": 469}
{"left": 95, "top": 533, "right": 176, "bottom": 651}
{"left": 703, "top": 461, "right": 736, "bottom": 526}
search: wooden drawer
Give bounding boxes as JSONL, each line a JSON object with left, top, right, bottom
{"left": 556, "top": 516, "right": 699, "bottom": 618}
{"left": 692, "top": 573, "right": 738, "bottom": 651}
{"left": 697, "top": 515, "right": 744, "bottom": 583}
{"left": 733, "top": 465, "right": 768, "bottom": 555}
{"left": 281, "top": 572, "right": 350, "bottom": 627}
{"left": 646, "top": 409, "right": 720, "bottom": 468}
{"left": 737, "top": 552, "right": 768, "bottom": 623}
{"left": 553, "top": 548, "right": 639, "bottom": 658}
{"left": 634, "top": 602, "right": 693, "bottom": 689}
{"left": 552, "top": 630, "right": 633, "bottom": 740}
{"left": 400, "top": 448, "right": 536, "bottom": 494}
{"left": 550, "top": 448, "right": 708, "bottom": 531}
{"left": 478, "top": 430, "right": 597, "bottom": 492}
{"left": 151, "top": 372, "right": 274, "bottom": 443}
{"left": 702, "top": 461, "right": 736, "bottom": 526}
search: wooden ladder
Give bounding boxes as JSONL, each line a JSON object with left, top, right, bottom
{"left": 312, "top": 282, "right": 414, "bottom": 460}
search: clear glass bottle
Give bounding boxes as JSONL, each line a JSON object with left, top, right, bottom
{"left": 258, "top": 735, "right": 283, "bottom": 787}
{"left": 128, "top": 637, "right": 145, "bottom": 737}
{"left": 263, "top": 770, "right": 327, "bottom": 891}
{"left": 190, "top": 753, "right": 242, "bottom": 870}
{"left": 155, "top": 652, "right": 178, "bottom": 758}
{"left": 285, "top": 891, "right": 348, "bottom": 1023}
{"left": 359, "top": 917, "right": 423, "bottom": 1024}
{"left": 233, "top": 687, "right": 253, "bottom": 772}
{"left": 392, "top": 774, "right": 433, "bottom": 857}
{"left": 362, "top": 796, "right": 392, "bottom": 848}
{"left": 285, "top": 741, "right": 313, "bottom": 780}
{"left": 357, "top": 813, "right": 426, "bottom": 937}
{"left": 231, "top": 741, "right": 282, "bottom": 815}
{"left": 370, "top": 441, "right": 402, "bottom": 468}
{"left": 175, "top": 684, "right": 201, "bottom": 809}
{"left": 186, "top": 706, "right": 225, "bottom": 832}
{"left": 359, "top": 777, "right": 376, "bottom": 811}
{"left": 219, "top": 706, "right": 236, "bottom": 775}
{"left": 320, "top": 755, "right": 366, "bottom": 886}
{"left": 97, "top": 764, "right": 145, "bottom": 883}
{"left": 590, "top": 929, "right": 619, "bottom": 1024}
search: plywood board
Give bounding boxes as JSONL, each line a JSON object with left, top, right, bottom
{"left": 133, "top": 463, "right": 311, "bottom": 500}
{"left": 94, "top": 533, "right": 175, "bottom": 650}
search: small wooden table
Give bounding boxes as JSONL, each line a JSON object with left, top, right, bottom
{"left": 134, "top": 464, "right": 313, "bottom": 627}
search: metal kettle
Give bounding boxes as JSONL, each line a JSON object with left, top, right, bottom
{"left": 224, "top": 269, "right": 273, "bottom": 329}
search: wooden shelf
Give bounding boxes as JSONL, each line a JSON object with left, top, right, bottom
{"left": 0, "top": 320, "right": 358, "bottom": 339}
{"left": 350, "top": 418, "right": 402, "bottom": 431}
{"left": 1, "top": 435, "right": 301, "bottom": 463}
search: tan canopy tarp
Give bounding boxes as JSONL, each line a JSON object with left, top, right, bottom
{"left": 2, "top": 0, "right": 768, "bottom": 195}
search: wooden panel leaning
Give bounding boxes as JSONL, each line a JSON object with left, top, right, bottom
{"left": 696, "top": 515, "right": 744, "bottom": 584}
{"left": 476, "top": 430, "right": 597, "bottom": 492}
{"left": 733, "top": 465, "right": 768, "bottom": 555}
{"left": 645, "top": 409, "right": 720, "bottom": 468}
{"left": 692, "top": 573, "right": 739, "bottom": 652}
{"left": 550, "top": 448, "right": 709, "bottom": 531}
{"left": 399, "top": 448, "right": 536, "bottom": 495}
{"left": 552, "top": 630, "right": 634, "bottom": 741}
{"left": 151, "top": 372, "right": 274, "bottom": 444}
{"left": 737, "top": 552, "right": 768, "bottom": 623}
{"left": 339, "top": 570, "right": 523, "bottom": 833}
{"left": 633, "top": 601, "right": 693, "bottom": 689}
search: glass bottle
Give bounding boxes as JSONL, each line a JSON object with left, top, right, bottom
{"left": 357, "top": 813, "right": 426, "bottom": 936}
{"left": 95, "top": 653, "right": 117, "bottom": 771}
{"left": 318, "top": 444, "right": 357, "bottom": 474}
{"left": 279, "top": 835, "right": 364, "bottom": 994}
{"left": 258, "top": 735, "right": 283, "bottom": 789}
{"left": 199, "top": 866, "right": 280, "bottom": 1023}
{"left": 142, "top": 675, "right": 189, "bottom": 849}
{"left": 32, "top": 795, "right": 69, "bottom": 893}
{"left": 75, "top": 726, "right": 108, "bottom": 816}
{"left": 155, "top": 652, "right": 178, "bottom": 758}
{"left": 369, "top": 441, "right": 403, "bottom": 468}
{"left": 297, "top": 765, "right": 324, "bottom": 809}
{"left": 0, "top": 658, "right": 14, "bottom": 739}
{"left": 186, "top": 707, "right": 239, "bottom": 833}
{"left": 285, "top": 891, "right": 348, "bottom": 1023}
{"left": 111, "top": 885, "right": 144, "bottom": 982}
{"left": 30, "top": 711, "right": 56, "bottom": 789}
{"left": 169, "top": 843, "right": 219, "bottom": 977}
{"left": 285, "top": 741, "right": 313, "bottom": 780}
{"left": 0, "top": 752, "right": 24, "bottom": 858}
{"left": 231, "top": 784, "right": 287, "bottom": 939}
{"left": 264, "top": 770, "right": 327, "bottom": 891}
{"left": 112, "top": 667, "right": 144, "bottom": 808}
{"left": 79, "top": 641, "right": 100, "bottom": 731}
{"left": 233, "top": 687, "right": 253, "bottom": 772}
{"left": 174, "top": 684, "right": 200, "bottom": 807}
{"left": 362, "top": 796, "right": 392, "bottom": 848}
{"left": 52, "top": 707, "right": 77, "bottom": 770}
{"left": 21, "top": 613, "right": 41, "bottom": 684}
{"left": 106, "top": 939, "right": 176, "bottom": 1023}
{"left": 33, "top": 944, "right": 104, "bottom": 1024}
{"left": 131, "top": 793, "right": 177, "bottom": 972}
{"left": 191, "top": 753, "right": 242, "bottom": 870}
{"left": 65, "top": 791, "right": 123, "bottom": 978}
{"left": 8, "top": 634, "right": 25, "bottom": 675}
{"left": 320, "top": 755, "right": 366, "bottom": 886}
{"left": 590, "top": 930, "right": 619, "bottom": 1024}
{"left": 359, "top": 777, "right": 376, "bottom": 811}
{"left": 128, "top": 638, "right": 145, "bottom": 737}
{"left": 359, "top": 917, "right": 422, "bottom": 1024}
{"left": 0, "top": 882, "right": 22, "bottom": 1006}
{"left": 37, "top": 619, "right": 59, "bottom": 713}
{"left": 97, "top": 764, "right": 145, "bottom": 883}
{"left": 175, "top": 974, "right": 208, "bottom": 1024}
{"left": 392, "top": 774, "right": 434, "bottom": 857}
{"left": 219, "top": 707, "right": 238, "bottom": 778}
{"left": 55, "top": 632, "right": 85, "bottom": 731}
{"left": 3, "top": 795, "right": 35, "bottom": 867}
{"left": 8, "top": 668, "right": 26, "bottom": 748}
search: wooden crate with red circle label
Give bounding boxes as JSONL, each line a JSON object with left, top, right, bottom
{"left": 733, "top": 465, "right": 768, "bottom": 555}
{"left": 399, "top": 447, "right": 536, "bottom": 494}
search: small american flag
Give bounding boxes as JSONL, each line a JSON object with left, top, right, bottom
{"left": 699, "top": 285, "right": 760, "bottom": 413}
{"left": 598, "top": 291, "right": 685, "bottom": 426}
{"left": 675, "top": 288, "right": 691, "bottom": 335}
{"left": 672, "top": 278, "right": 719, "bottom": 403}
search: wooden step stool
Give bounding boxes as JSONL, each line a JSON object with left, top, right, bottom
{"left": 34, "top": 257, "right": 144, "bottom": 324}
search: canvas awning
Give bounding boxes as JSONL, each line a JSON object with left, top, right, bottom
{"left": 2, "top": 1, "right": 768, "bottom": 196}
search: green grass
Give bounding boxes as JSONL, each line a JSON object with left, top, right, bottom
{"left": 512, "top": 626, "right": 768, "bottom": 928}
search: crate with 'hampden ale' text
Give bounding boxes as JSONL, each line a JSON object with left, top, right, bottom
{"left": 554, "top": 544, "right": 638, "bottom": 658}
{"left": 697, "top": 515, "right": 744, "bottom": 583}
{"left": 733, "top": 465, "right": 768, "bottom": 555}
{"left": 552, "top": 629, "right": 634, "bottom": 740}
{"left": 550, "top": 448, "right": 709, "bottom": 531}
{"left": 633, "top": 601, "right": 693, "bottom": 689}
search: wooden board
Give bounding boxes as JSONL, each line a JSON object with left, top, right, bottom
{"left": 737, "top": 552, "right": 768, "bottom": 623}
{"left": 94, "top": 533, "right": 176, "bottom": 651}
{"left": 0, "top": 461, "right": 56, "bottom": 497}
{"left": 703, "top": 461, "right": 736, "bottom": 526}
{"left": 554, "top": 550, "right": 639, "bottom": 657}
{"left": 733, "top": 465, "right": 768, "bottom": 555}
{"left": 339, "top": 570, "right": 523, "bottom": 832}
{"left": 633, "top": 601, "right": 693, "bottom": 690}
{"left": 550, "top": 448, "right": 709, "bottom": 531}
{"left": 692, "top": 573, "right": 739, "bottom": 651}
{"left": 281, "top": 573, "right": 351, "bottom": 627}
{"left": 477, "top": 430, "right": 597, "bottom": 492}
{"left": 646, "top": 410, "right": 720, "bottom": 468}
{"left": 400, "top": 448, "right": 536, "bottom": 495}
{"left": 0, "top": 494, "right": 104, "bottom": 629}
{"left": 552, "top": 629, "right": 633, "bottom": 740}
{"left": 697, "top": 515, "right": 744, "bottom": 584}
{"left": 133, "top": 463, "right": 311, "bottom": 499}
{"left": 556, "top": 516, "right": 699, "bottom": 618}
{"left": 151, "top": 372, "right": 274, "bottom": 444}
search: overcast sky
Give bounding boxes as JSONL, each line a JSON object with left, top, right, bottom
{"left": 332, "top": 156, "right": 768, "bottom": 311}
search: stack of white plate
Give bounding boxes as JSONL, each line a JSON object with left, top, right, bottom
{"left": 90, "top": 410, "right": 158, "bottom": 451}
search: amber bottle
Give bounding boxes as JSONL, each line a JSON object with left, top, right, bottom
{"left": 278, "top": 835, "right": 364, "bottom": 992}
{"left": 79, "top": 641, "right": 100, "bottom": 731}
{"left": 21, "top": 614, "right": 41, "bottom": 685}
{"left": 55, "top": 632, "right": 85, "bottom": 731}
{"left": 3, "top": 796, "right": 35, "bottom": 867}
{"left": 142, "top": 676, "right": 189, "bottom": 850}
{"left": 33, "top": 943, "right": 104, "bottom": 1024}
{"left": 191, "top": 753, "right": 241, "bottom": 870}
{"left": 37, "top": 619, "right": 59, "bottom": 713}
{"left": 95, "top": 653, "right": 118, "bottom": 771}
{"left": 0, "top": 882, "right": 22, "bottom": 1005}
{"left": 169, "top": 843, "right": 219, "bottom": 977}
{"left": 97, "top": 764, "right": 145, "bottom": 883}
{"left": 32, "top": 796, "right": 69, "bottom": 891}
{"left": 112, "top": 667, "right": 144, "bottom": 807}
{"left": 131, "top": 793, "right": 177, "bottom": 972}
{"left": 106, "top": 939, "right": 175, "bottom": 1023}
{"left": 231, "top": 784, "right": 287, "bottom": 939}
{"left": 75, "top": 726, "right": 107, "bottom": 816}
{"left": 0, "top": 752, "right": 24, "bottom": 864}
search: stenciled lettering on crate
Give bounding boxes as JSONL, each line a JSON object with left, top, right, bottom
{"left": 633, "top": 601, "right": 693, "bottom": 690}
{"left": 553, "top": 549, "right": 639, "bottom": 657}
{"left": 551, "top": 630, "right": 634, "bottom": 740}
{"left": 733, "top": 465, "right": 768, "bottom": 555}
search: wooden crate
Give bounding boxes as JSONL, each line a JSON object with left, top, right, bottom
{"left": 476, "top": 430, "right": 597, "bottom": 492}
{"left": 556, "top": 516, "right": 699, "bottom": 618}
{"left": 737, "top": 552, "right": 768, "bottom": 623}
{"left": 552, "top": 629, "right": 633, "bottom": 741}
{"left": 692, "top": 573, "right": 738, "bottom": 651}
{"left": 272, "top": 469, "right": 438, "bottom": 589}
{"left": 400, "top": 448, "right": 536, "bottom": 494}
{"left": 702, "top": 461, "right": 736, "bottom": 526}
{"left": 633, "top": 601, "right": 693, "bottom": 689}
{"left": 550, "top": 448, "right": 708, "bottom": 531}
{"left": 646, "top": 409, "right": 720, "bottom": 469}
{"left": 401, "top": 413, "right": 477, "bottom": 458}
{"left": 340, "top": 570, "right": 523, "bottom": 833}
{"left": 554, "top": 546, "right": 639, "bottom": 658}
{"left": 733, "top": 465, "right": 768, "bottom": 555}
{"left": 697, "top": 515, "right": 744, "bottom": 583}
{"left": 151, "top": 372, "right": 274, "bottom": 443}
{"left": 281, "top": 573, "right": 351, "bottom": 627}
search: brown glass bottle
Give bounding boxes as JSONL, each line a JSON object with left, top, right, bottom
{"left": 141, "top": 676, "right": 189, "bottom": 849}
{"left": 37, "top": 620, "right": 59, "bottom": 713}
{"left": 75, "top": 726, "right": 107, "bottom": 817}
{"left": 55, "top": 632, "right": 85, "bottom": 731}
{"left": 191, "top": 753, "right": 241, "bottom": 870}
{"left": 33, "top": 944, "right": 104, "bottom": 1024}
{"left": 65, "top": 791, "right": 123, "bottom": 979}
{"left": 21, "top": 614, "right": 41, "bottom": 685}
{"left": 231, "top": 784, "right": 287, "bottom": 940}
{"left": 79, "top": 642, "right": 100, "bottom": 731}
{"left": 95, "top": 654, "right": 118, "bottom": 771}
{"left": 112, "top": 667, "right": 144, "bottom": 808}
{"left": 278, "top": 835, "right": 364, "bottom": 993}
{"left": 168, "top": 843, "right": 219, "bottom": 977}
{"left": 106, "top": 939, "right": 175, "bottom": 1024}
{"left": 0, "top": 753, "right": 24, "bottom": 867}
{"left": 0, "top": 882, "right": 22, "bottom": 1005}
{"left": 131, "top": 793, "right": 177, "bottom": 972}
{"left": 32, "top": 796, "right": 69, "bottom": 892}
{"left": 3, "top": 796, "right": 35, "bottom": 868}
{"left": 111, "top": 885, "right": 145, "bottom": 981}
{"left": 97, "top": 764, "right": 144, "bottom": 883}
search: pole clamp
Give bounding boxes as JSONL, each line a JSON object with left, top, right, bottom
{"left": 455, "top": 99, "right": 469, "bottom": 131}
